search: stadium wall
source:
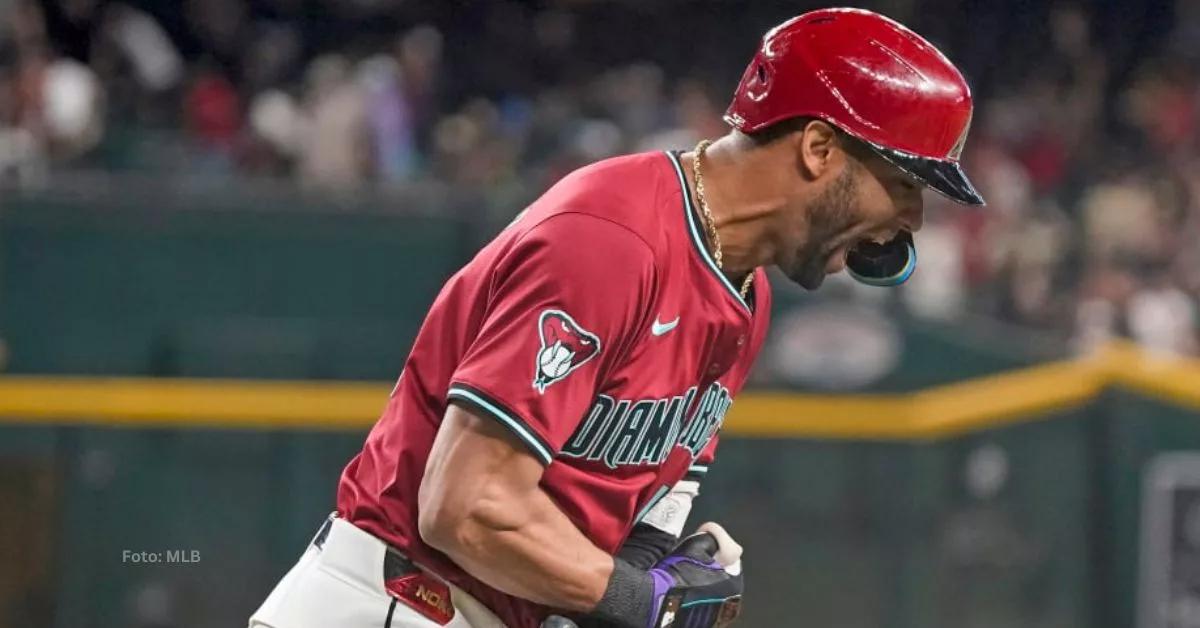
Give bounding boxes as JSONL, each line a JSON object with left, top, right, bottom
{"left": 0, "top": 342, "right": 1197, "bottom": 628}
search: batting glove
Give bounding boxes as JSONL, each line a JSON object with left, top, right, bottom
{"left": 586, "top": 525, "right": 743, "bottom": 628}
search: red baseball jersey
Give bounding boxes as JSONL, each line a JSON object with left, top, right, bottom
{"left": 336, "top": 151, "right": 771, "bottom": 628}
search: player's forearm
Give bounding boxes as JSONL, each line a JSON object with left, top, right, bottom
{"left": 419, "top": 482, "right": 613, "bottom": 611}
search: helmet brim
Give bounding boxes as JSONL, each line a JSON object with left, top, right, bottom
{"left": 867, "top": 141, "right": 986, "bottom": 206}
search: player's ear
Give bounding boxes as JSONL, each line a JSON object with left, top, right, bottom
{"left": 796, "top": 119, "right": 839, "bottom": 180}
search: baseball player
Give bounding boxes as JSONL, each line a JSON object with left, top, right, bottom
{"left": 249, "top": 7, "right": 985, "bottom": 628}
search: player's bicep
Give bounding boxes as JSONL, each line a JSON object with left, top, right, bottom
{"left": 448, "top": 214, "right": 657, "bottom": 465}
{"left": 419, "top": 401, "right": 546, "bottom": 536}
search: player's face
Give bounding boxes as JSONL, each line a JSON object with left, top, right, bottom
{"left": 782, "top": 144, "right": 925, "bottom": 290}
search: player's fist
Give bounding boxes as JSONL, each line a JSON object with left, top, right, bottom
{"left": 641, "top": 531, "right": 744, "bottom": 628}
{"left": 586, "top": 527, "right": 744, "bottom": 628}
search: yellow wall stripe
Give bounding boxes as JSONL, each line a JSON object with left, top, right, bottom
{"left": 907, "top": 360, "right": 1109, "bottom": 438}
{"left": 0, "top": 377, "right": 387, "bottom": 430}
{"left": 0, "top": 341, "right": 1196, "bottom": 438}
{"left": 1095, "top": 343, "right": 1200, "bottom": 411}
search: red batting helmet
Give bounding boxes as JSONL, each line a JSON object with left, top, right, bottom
{"left": 725, "top": 7, "right": 984, "bottom": 206}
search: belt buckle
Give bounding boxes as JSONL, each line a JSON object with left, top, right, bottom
{"left": 385, "top": 572, "right": 456, "bottom": 625}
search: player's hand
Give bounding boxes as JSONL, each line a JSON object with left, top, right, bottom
{"left": 641, "top": 523, "right": 743, "bottom": 628}
{"left": 586, "top": 522, "right": 743, "bottom": 628}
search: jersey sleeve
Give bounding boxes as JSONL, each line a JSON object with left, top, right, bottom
{"left": 447, "top": 213, "right": 657, "bottom": 465}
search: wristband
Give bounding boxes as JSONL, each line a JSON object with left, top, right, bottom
{"left": 617, "top": 523, "right": 680, "bottom": 570}
{"left": 590, "top": 559, "right": 654, "bottom": 628}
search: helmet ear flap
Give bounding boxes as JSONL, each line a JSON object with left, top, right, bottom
{"left": 845, "top": 231, "right": 916, "bottom": 287}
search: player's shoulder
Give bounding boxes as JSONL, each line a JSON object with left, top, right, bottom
{"left": 519, "top": 151, "right": 680, "bottom": 247}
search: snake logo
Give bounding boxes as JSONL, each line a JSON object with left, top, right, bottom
{"left": 533, "top": 309, "right": 601, "bottom": 394}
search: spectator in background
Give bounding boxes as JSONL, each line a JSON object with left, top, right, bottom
{"left": 1121, "top": 60, "right": 1197, "bottom": 162}
{"left": 183, "top": 59, "right": 239, "bottom": 172}
{"left": 636, "top": 79, "right": 725, "bottom": 152}
{"left": 295, "top": 54, "right": 370, "bottom": 189}
{"left": 994, "top": 200, "right": 1072, "bottom": 327}
{"left": 956, "top": 135, "right": 1033, "bottom": 286}
{"left": 84, "top": 2, "right": 182, "bottom": 129}
{"left": 599, "top": 62, "right": 666, "bottom": 141}
{"left": 6, "top": 0, "right": 1199, "bottom": 355}
{"left": 394, "top": 25, "right": 442, "bottom": 153}
{"left": 100, "top": 4, "right": 183, "bottom": 97}
{"left": 358, "top": 53, "right": 417, "bottom": 184}
{"left": 1080, "top": 167, "right": 1163, "bottom": 264}
{"left": 3, "top": 0, "right": 104, "bottom": 175}
{"left": 0, "top": 0, "right": 43, "bottom": 186}
{"left": 1127, "top": 264, "right": 1198, "bottom": 360}
{"left": 0, "top": 50, "right": 47, "bottom": 188}
{"left": 902, "top": 198, "right": 970, "bottom": 321}
{"left": 1071, "top": 265, "right": 1135, "bottom": 356}
{"left": 241, "top": 87, "right": 298, "bottom": 179}
{"left": 39, "top": 52, "right": 104, "bottom": 160}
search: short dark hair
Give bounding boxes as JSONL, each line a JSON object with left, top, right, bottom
{"left": 744, "top": 116, "right": 814, "bottom": 147}
{"left": 744, "top": 116, "right": 875, "bottom": 164}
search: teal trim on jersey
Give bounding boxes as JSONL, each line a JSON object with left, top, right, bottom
{"left": 688, "top": 464, "right": 709, "bottom": 476}
{"left": 447, "top": 386, "right": 554, "bottom": 465}
{"left": 664, "top": 151, "right": 751, "bottom": 313}
{"left": 634, "top": 485, "right": 671, "bottom": 524}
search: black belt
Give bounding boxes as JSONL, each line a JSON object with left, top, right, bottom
{"left": 312, "top": 515, "right": 421, "bottom": 581}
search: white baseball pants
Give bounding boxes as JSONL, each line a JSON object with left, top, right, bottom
{"left": 249, "top": 517, "right": 507, "bottom": 628}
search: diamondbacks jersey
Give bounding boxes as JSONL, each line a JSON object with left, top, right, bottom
{"left": 336, "top": 151, "right": 771, "bottom": 628}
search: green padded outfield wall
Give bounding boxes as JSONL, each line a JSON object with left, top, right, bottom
{"left": 0, "top": 191, "right": 484, "bottom": 380}
{"left": 0, "top": 192, "right": 1040, "bottom": 387}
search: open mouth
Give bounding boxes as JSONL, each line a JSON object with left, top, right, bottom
{"left": 827, "top": 230, "right": 899, "bottom": 274}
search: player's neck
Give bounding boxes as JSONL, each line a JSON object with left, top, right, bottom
{"left": 682, "top": 136, "right": 786, "bottom": 276}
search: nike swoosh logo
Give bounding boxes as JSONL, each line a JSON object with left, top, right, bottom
{"left": 651, "top": 317, "right": 680, "bottom": 336}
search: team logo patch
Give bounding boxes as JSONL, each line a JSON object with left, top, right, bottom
{"left": 534, "top": 309, "right": 601, "bottom": 394}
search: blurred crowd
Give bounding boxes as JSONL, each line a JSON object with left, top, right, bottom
{"left": 1, "top": 0, "right": 1198, "bottom": 355}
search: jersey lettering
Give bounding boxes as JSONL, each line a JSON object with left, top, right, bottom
{"left": 679, "top": 382, "right": 732, "bottom": 454}
{"left": 586, "top": 398, "right": 628, "bottom": 460}
{"left": 560, "top": 383, "right": 730, "bottom": 468}
{"left": 562, "top": 397, "right": 614, "bottom": 457}
{"left": 603, "top": 399, "right": 656, "bottom": 469}
{"left": 632, "top": 388, "right": 695, "bottom": 464}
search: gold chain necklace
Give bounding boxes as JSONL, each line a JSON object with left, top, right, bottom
{"left": 692, "top": 140, "right": 755, "bottom": 300}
